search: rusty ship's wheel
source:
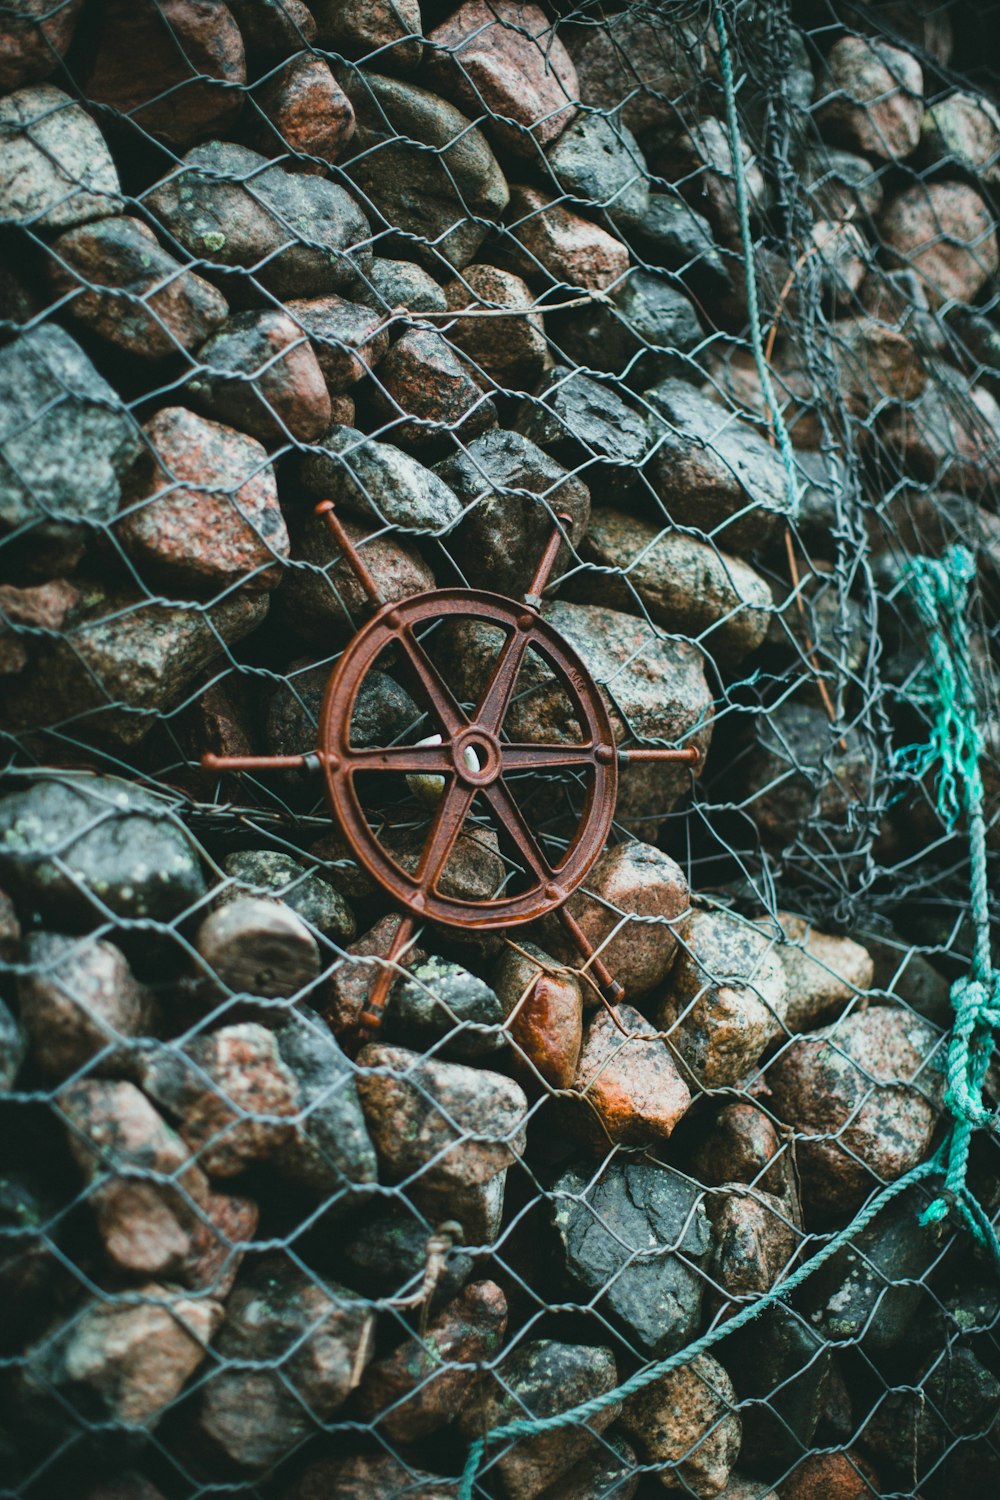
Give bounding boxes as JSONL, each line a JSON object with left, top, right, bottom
{"left": 204, "top": 502, "right": 699, "bottom": 1028}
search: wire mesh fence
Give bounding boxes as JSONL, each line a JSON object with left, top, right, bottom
{"left": 1, "top": 0, "right": 999, "bottom": 1496}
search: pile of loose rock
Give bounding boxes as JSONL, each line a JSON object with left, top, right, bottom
{"left": 1, "top": 1, "right": 999, "bottom": 1498}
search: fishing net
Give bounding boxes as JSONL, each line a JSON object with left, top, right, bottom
{"left": 1, "top": 0, "right": 999, "bottom": 1496}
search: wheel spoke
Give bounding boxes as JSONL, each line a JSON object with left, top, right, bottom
{"left": 475, "top": 627, "right": 532, "bottom": 736}
{"left": 482, "top": 777, "right": 551, "bottom": 881}
{"left": 400, "top": 627, "right": 469, "bottom": 737}
{"left": 416, "top": 778, "right": 477, "bottom": 891}
{"left": 501, "top": 742, "right": 597, "bottom": 774}
{"left": 348, "top": 743, "right": 453, "bottom": 775}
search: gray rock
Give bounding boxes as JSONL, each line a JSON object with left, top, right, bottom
{"left": 144, "top": 140, "right": 371, "bottom": 299}
{"left": 642, "top": 117, "right": 765, "bottom": 250}
{"left": 642, "top": 378, "right": 788, "bottom": 552}
{"left": 725, "top": 1304, "right": 831, "bottom": 1469}
{"left": 221, "top": 850, "right": 355, "bottom": 941}
{"left": 543, "top": 112, "right": 650, "bottom": 229}
{"left": 629, "top": 193, "right": 729, "bottom": 288}
{"left": 516, "top": 365, "right": 648, "bottom": 498}
{"left": 0, "top": 83, "right": 121, "bottom": 228}
{"left": 369, "top": 326, "right": 498, "bottom": 453}
{"left": 271, "top": 1007, "right": 378, "bottom": 1197}
{"left": 298, "top": 424, "right": 463, "bottom": 531}
{"left": 567, "top": 506, "right": 771, "bottom": 667}
{"left": 0, "top": 776, "right": 206, "bottom": 926}
{"left": 186, "top": 308, "right": 332, "bottom": 444}
{"left": 340, "top": 1204, "right": 473, "bottom": 1308}
{"left": 801, "top": 145, "right": 884, "bottom": 221}
{"left": 0, "top": 324, "right": 141, "bottom": 539}
{"left": 0, "top": 998, "right": 25, "bottom": 1091}
{"left": 264, "top": 656, "right": 420, "bottom": 761}
{"left": 18, "top": 931, "right": 155, "bottom": 1079}
{"left": 434, "top": 428, "right": 590, "bottom": 596}
{"left": 355, "top": 256, "right": 448, "bottom": 314}
{"left": 337, "top": 70, "right": 509, "bottom": 271}
{"left": 195, "top": 1253, "right": 373, "bottom": 1473}
{"left": 456, "top": 1339, "right": 621, "bottom": 1500}
{"left": 553, "top": 267, "right": 703, "bottom": 390}
{"left": 920, "top": 88, "right": 1000, "bottom": 185}
{"left": 537, "top": 1436, "right": 639, "bottom": 1500}
{"left": 551, "top": 1158, "right": 712, "bottom": 1356}
{"left": 385, "top": 954, "right": 508, "bottom": 1060}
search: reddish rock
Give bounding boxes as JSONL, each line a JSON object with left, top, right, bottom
{"left": 18, "top": 931, "right": 154, "bottom": 1079}
{"left": 119, "top": 406, "right": 288, "bottom": 591}
{"left": 227, "top": 0, "right": 316, "bottom": 53}
{"left": 541, "top": 842, "right": 690, "bottom": 999}
{"left": 654, "top": 909, "right": 789, "bottom": 1090}
{"left": 766, "top": 1006, "right": 943, "bottom": 1218}
{"left": 817, "top": 37, "right": 923, "bottom": 162}
{"left": 494, "top": 940, "right": 583, "bottom": 1089}
{"left": 189, "top": 309, "right": 331, "bottom": 444}
{"left": 60, "top": 1079, "right": 212, "bottom": 1281}
{"left": 690, "top": 1102, "right": 791, "bottom": 1196}
{"left": 0, "top": 0, "right": 83, "bottom": 91}
{"left": 707, "top": 1186, "right": 798, "bottom": 1303}
{"left": 183, "top": 1189, "right": 258, "bottom": 1297}
{"left": 778, "top": 1451, "right": 879, "bottom": 1500}
{"left": 357, "top": 1279, "right": 508, "bottom": 1440}
{"left": 564, "top": 11, "right": 704, "bottom": 135}
{"left": 443, "top": 263, "right": 547, "bottom": 391}
{"left": 881, "top": 181, "right": 998, "bottom": 306}
{"left": 313, "top": 0, "right": 423, "bottom": 71}
{"left": 356, "top": 1043, "right": 528, "bottom": 1190}
{"left": 371, "top": 327, "right": 498, "bottom": 452}
{"left": 196, "top": 1254, "right": 374, "bottom": 1473}
{"left": 758, "top": 914, "right": 874, "bottom": 1032}
{"left": 0, "top": 579, "right": 79, "bottom": 676}
{"left": 427, "top": 1, "right": 577, "bottom": 158}
{"left": 279, "top": 508, "right": 434, "bottom": 643}
{"left": 325, "top": 913, "right": 427, "bottom": 1034}
{"left": 49, "top": 215, "right": 228, "bottom": 360}
{"left": 284, "top": 1455, "right": 455, "bottom": 1500}
{"left": 571, "top": 1002, "right": 691, "bottom": 1147}
{"left": 85, "top": 0, "right": 246, "bottom": 149}
{"left": 621, "top": 1354, "right": 741, "bottom": 1497}
{"left": 248, "top": 51, "right": 355, "bottom": 167}
{"left": 285, "top": 293, "right": 390, "bottom": 392}
{"left": 500, "top": 184, "right": 629, "bottom": 292}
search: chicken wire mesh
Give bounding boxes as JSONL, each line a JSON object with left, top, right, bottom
{"left": 1, "top": 0, "right": 999, "bottom": 1496}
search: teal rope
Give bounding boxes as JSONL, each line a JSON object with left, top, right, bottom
{"left": 894, "top": 546, "right": 1000, "bottom": 1244}
{"left": 458, "top": 1159, "right": 941, "bottom": 1499}
{"left": 712, "top": 0, "right": 799, "bottom": 520}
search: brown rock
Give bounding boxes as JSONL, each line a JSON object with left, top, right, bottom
{"left": 443, "top": 263, "right": 547, "bottom": 391}
{"left": 654, "top": 909, "right": 789, "bottom": 1090}
{"left": 570, "top": 1002, "right": 691, "bottom": 1147}
{"left": 881, "top": 181, "right": 998, "bottom": 306}
{"left": 371, "top": 327, "right": 498, "bottom": 452}
{"left": 499, "top": 184, "right": 629, "bottom": 292}
{"left": 285, "top": 293, "right": 390, "bottom": 392}
{"left": 284, "top": 1455, "right": 455, "bottom": 1500}
{"left": 196, "top": 1253, "right": 374, "bottom": 1473}
{"left": 621, "top": 1354, "right": 741, "bottom": 1497}
{"left": 119, "top": 406, "right": 288, "bottom": 591}
{"left": 60, "top": 1079, "right": 211, "bottom": 1281}
{"left": 357, "top": 1279, "right": 508, "bottom": 1441}
{"left": 880, "top": 374, "right": 1000, "bottom": 496}
{"left": 716, "top": 1480, "right": 779, "bottom": 1500}
{"left": 564, "top": 11, "right": 703, "bottom": 135}
{"left": 542, "top": 842, "right": 690, "bottom": 999}
{"left": 356, "top": 1043, "right": 528, "bottom": 1190}
{"left": 226, "top": 0, "right": 316, "bottom": 54}
{"left": 766, "top": 1006, "right": 943, "bottom": 1217}
{"left": 325, "top": 913, "right": 427, "bottom": 1035}
{"left": 494, "top": 940, "right": 583, "bottom": 1089}
{"left": 0, "top": 579, "right": 79, "bottom": 676}
{"left": 456, "top": 1339, "right": 621, "bottom": 1500}
{"left": 426, "top": 1, "right": 577, "bottom": 158}
{"left": 188, "top": 309, "right": 331, "bottom": 444}
{"left": 413, "top": 1170, "right": 508, "bottom": 1246}
{"left": 690, "top": 1102, "right": 791, "bottom": 1197}
{"left": 706, "top": 1186, "right": 798, "bottom": 1302}
{"left": 0, "top": 888, "right": 20, "bottom": 962}
{"left": 196, "top": 895, "right": 320, "bottom": 1000}
{"left": 536, "top": 1437, "right": 639, "bottom": 1500}
{"left": 313, "top": 0, "right": 423, "bottom": 72}
{"left": 569, "top": 508, "right": 772, "bottom": 668}
{"left": 182, "top": 1189, "right": 258, "bottom": 1297}
{"left": 816, "top": 37, "right": 923, "bottom": 162}
{"left": 278, "top": 509, "right": 434, "bottom": 643}
{"left": 18, "top": 931, "right": 155, "bottom": 1079}
{"left": 757, "top": 914, "right": 874, "bottom": 1031}
{"left": 0, "top": 0, "right": 83, "bottom": 91}
{"left": 49, "top": 215, "right": 229, "bottom": 360}
{"left": 18, "top": 1283, "right": 221, "bottom": 1428}
{"left": 84, "top": 0, "right": 246, "bottom": 150}
{"left": 247, "top": 51, "right": 355, "bottom": 166}
{"left": 920, "top": 88, "right": 1000, "bottom": 185}
{"left": 778, "top": 1450, "right": 879, "bottom": 1500}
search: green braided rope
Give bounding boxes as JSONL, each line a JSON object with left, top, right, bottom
{"left": 712, "top": 0, "right": 799, "bottom": 519}
{"left": 894, "top": 545, "right": 1000, "bottom": 1242}
{"left": 458, "top": 1158, "right": 942, "bottom": 1498}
